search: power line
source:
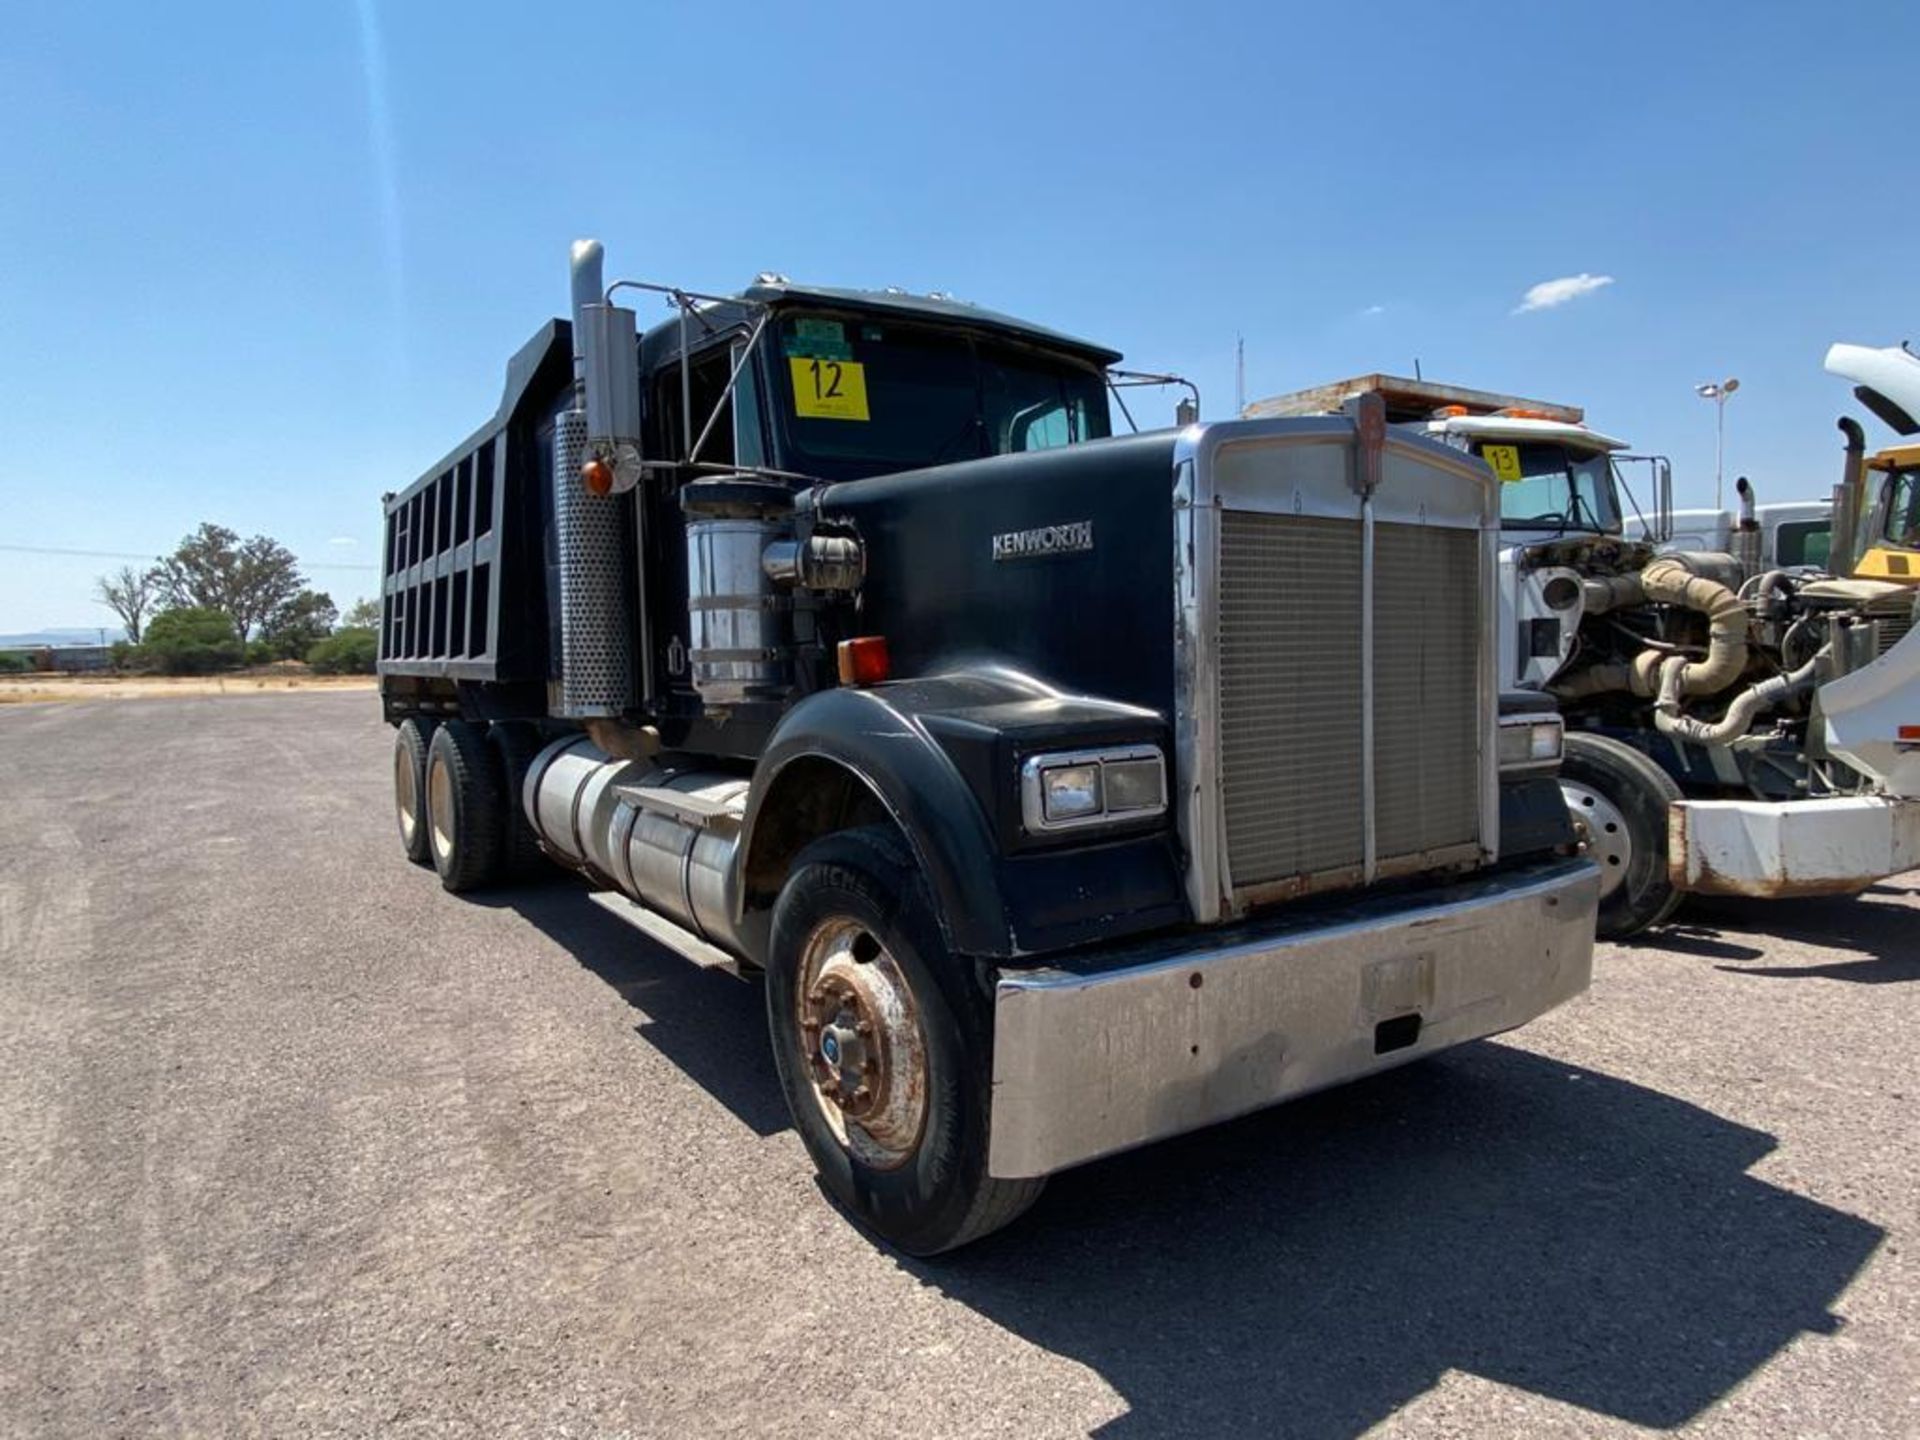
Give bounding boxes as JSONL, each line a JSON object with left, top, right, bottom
{"left": 0, "top": 542, "right": 377, "bottom": 573}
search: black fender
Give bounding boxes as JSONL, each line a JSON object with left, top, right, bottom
{"left": 734, "top": 667, "right": 1188, "bottom": 963}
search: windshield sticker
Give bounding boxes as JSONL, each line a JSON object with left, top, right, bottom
{"left": 790, "top": 356, "right": 870, "bottom": 421}
{"left": 1482, "top": 444, "right": 1524, "bottom": 483}
{"left": 785, "top": 318, "right": 852, "bottom": 361}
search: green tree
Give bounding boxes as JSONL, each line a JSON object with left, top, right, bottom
{"left": 260, "top": 589, "right": 338, "bottom": 659}
{"left": 140, "top": 607, "right": 244, "bottom": 675}
{"left": 155, "top": 524, "right": 305, "bottom": 642}
{"left": 341, "top": 596, "right": 381, "bottom": 630}
{"left": 306, "top": 627, "right": 378, "bottom": 674}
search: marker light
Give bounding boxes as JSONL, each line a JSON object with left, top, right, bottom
{"left": 580, "top": 458, "right": 615, "bottom": 496}
{"left": 836, "top": 636, "right": 891, "bottom": 686}
{"left": 1497, "top": 715, "right": 1565, "bottom": 770}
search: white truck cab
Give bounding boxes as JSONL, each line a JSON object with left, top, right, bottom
{"left": 1251, "top": 371, "right": 1920, "bottom": 937}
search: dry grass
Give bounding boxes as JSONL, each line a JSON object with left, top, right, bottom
{"left": 0, "top": 667, "right": 377, "bottom": 705}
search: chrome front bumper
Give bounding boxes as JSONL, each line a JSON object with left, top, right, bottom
{"left": 987, "top": 858, "right": 1599, "bottom": 1178}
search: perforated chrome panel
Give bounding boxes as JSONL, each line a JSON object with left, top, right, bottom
{"left": 553, "top": 408, "right": 634, "bottom": 717}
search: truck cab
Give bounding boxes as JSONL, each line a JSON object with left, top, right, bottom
{"left": 1250, "top": 371, "right": 1920, "bottom": 938}
{"left": 377, "top": 246, "right": 1598, "bottom": 1252}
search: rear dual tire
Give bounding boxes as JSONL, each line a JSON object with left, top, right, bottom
{"left": 392, "top": 717, "right": 527, "bottom": 893}
{"left": 394, "top": 718, "right": 436, "bottom": 865}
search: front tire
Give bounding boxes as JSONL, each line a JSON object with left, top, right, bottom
{"left": 1561, "top": 732, "right": 1683, "bottom": 940}
{"left": 424, "top": 720, "right": 504, "bottom": 894}
{"left": 765, "top": 826, "right": 1043, "bottom": 1255}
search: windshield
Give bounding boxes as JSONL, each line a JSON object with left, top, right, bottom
{"left": 1884, "top": 469, "right": 1920, "bottom": 548}
{"left": 773, "top": 312, "right": 1110, "bottom": 474}
{"left": 1485, "top": 441, "right": 1622, "bottom": 533}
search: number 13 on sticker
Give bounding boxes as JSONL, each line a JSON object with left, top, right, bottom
{"left": 790, "top": 357, "right": 870, "bottom": 421}
{"left": 1482, "top": 444, "right": 1524, "bottom": 483}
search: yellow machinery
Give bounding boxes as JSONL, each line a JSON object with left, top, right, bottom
{"left": 1826, "top": 343, "right": 1920, "bottom": 580}
{"left": 1850, "top": 440, "right": 1920, "bottom": 581}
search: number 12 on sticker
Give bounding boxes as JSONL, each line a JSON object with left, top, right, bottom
{"left": 790, "top": 357, "right": 870, "bottom": 421}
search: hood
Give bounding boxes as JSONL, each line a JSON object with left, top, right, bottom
{"left": 1826, "top": 342, "right": 1920, "bottom": 437}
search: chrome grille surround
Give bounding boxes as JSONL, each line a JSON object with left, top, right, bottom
{"left": 1172, "top": 419, "right": 1498, "bottom": 923}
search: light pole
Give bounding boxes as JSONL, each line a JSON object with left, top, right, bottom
{"left": 1695, "top": 377, "right": 1740, "bottom": 511}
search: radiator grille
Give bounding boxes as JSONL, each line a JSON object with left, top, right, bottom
{"left": 1372, "top": 523, "right": 1481, "bottom": 861}
{"left": 1216, "top": 510, "right": 1480, "bottom": 902}
{"left": 1218, "top": 514, "right": 1365, "bottom": 889}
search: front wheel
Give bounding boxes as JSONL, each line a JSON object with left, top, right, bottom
{"left": 764, "top": 826, "right": 1043, "bottom": 1255}
{"left": 1560, "top": 732, "right": 1683, "bottom": 940}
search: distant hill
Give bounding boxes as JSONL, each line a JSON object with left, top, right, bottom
{"left": 0, "top": 626, "right": 127, "bottom": 648}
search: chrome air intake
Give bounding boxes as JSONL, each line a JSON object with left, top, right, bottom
{"left": 524, "top": 736, "right": 748, "bottom": 951}
{"left": 682, "top": 478, "right": 794, "bottom": 704}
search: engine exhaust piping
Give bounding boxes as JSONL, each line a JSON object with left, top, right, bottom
{"left": 1833, "top": 417, "right": 1866, "bottom": 572}
{"left": 1552, "top": 554, "right": 1752, "bottom": 702}
{"left": 551, "top": 238, "right": 635, "bottom": 718}
{"left": 1653, "top": 650, "right": 1822, "bottom": 747}
{"left": 569, "top": 238, "right": 605, "bottom": 384}
{"left": 1733, "top": 477, "right": 1761, "bottom": 577}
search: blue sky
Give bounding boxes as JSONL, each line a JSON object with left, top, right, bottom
{"left": 1, "top": 1, "right": 1913, "bottom": 631}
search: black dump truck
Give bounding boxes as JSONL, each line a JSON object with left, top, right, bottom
{"left": 379, "top": 240, "right": 1600, "bottom": 1252}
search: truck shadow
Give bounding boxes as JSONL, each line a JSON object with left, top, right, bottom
{"left": 1657, "top": 888, "right": 1920, "bottom": 983}
{"left": 481, "top": 880, "right": 791, "bottom": 1137}
{"left": 912, "top": 1044, "right": 1882, "bottom": 1439}
{"left": 485, "top": 882, "right": 1882, "bottom": 1437}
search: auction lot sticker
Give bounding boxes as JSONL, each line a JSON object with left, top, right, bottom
{"left": 791, "top": 356, "right": 870, "bottom": 421}
{"left": 1483, "top": 444, "right": 1524, "bottom": 483}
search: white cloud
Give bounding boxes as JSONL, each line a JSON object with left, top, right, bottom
{"left": 1360, "top": 304, "right": 1386, "bottom": 317}
{"left": 328, "top": 536, "right": 358, "bottom": 548}
{"left": 1513, "top": 272, "right": 1614, "bottom": 314}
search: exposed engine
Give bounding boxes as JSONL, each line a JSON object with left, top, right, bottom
{"left": 1536, "top": 541, "right": 1920, "bottom": 800}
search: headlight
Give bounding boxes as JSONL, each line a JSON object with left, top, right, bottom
{"left": 1497, "top": 715, "right": 1564, "bottom": 770}
{"left": 1020, "top": 745, "right": 1167, "bottom": 833}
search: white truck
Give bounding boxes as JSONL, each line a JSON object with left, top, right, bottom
{"left": 1250, "top": 374, "right": 1920, "bottom": 937}
{"left": 1649, "top": 501, "right": 1833, "bottom": 571}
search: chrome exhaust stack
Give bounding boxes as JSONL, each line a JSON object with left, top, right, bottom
{"left": 551, "top": 239, "right": 638, "bottom": 719}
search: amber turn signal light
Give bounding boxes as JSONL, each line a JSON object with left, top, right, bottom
{"left": 580, "top": 458, "right": 615, "bottom": 496}
{"left": 836, "top": 636, "right": 891, "bottom": 686}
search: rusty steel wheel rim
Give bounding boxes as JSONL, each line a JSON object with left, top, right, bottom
{"left": 396, "top": 742, "right": 422, "bottom": 847}
{"left": 427, "top": 752, "right": 455, "bottom": 865}
{"left": 795, "top": 916, "right": 929, "bottom": 1170}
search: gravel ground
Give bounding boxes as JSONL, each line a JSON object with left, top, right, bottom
{"left": 1, "top": 692, "right": 1913, "bottom": 1439}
